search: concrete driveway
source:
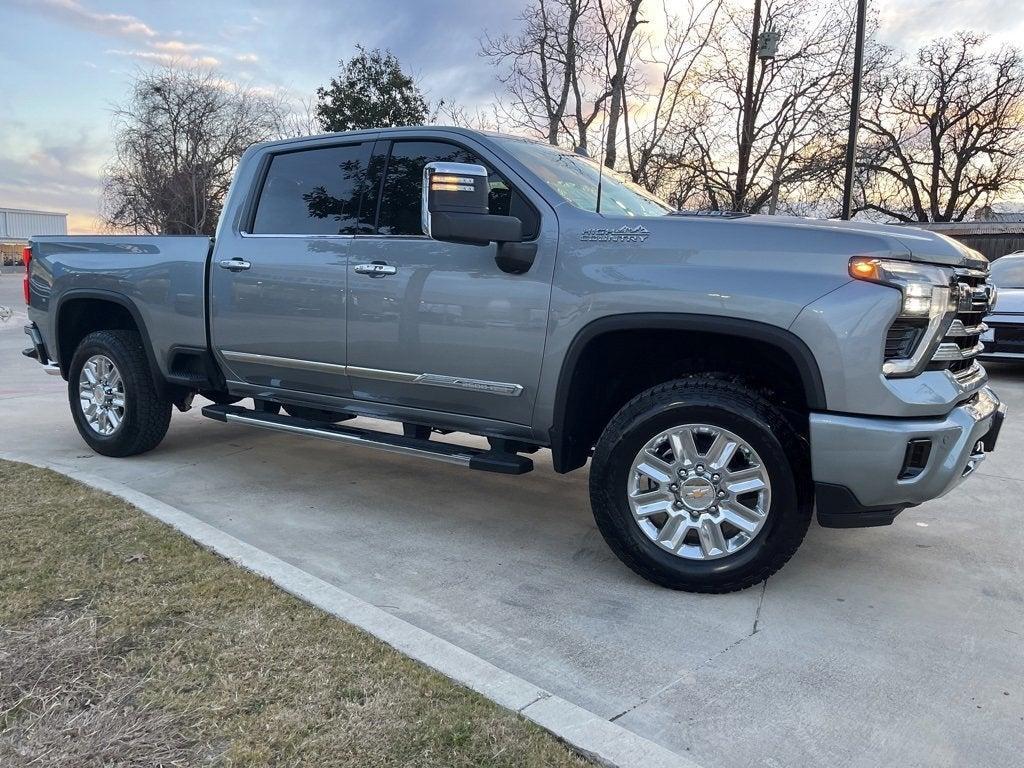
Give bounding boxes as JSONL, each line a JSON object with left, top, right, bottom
{"left": 2, "top": 273, "right": 1022, "bottom": 768}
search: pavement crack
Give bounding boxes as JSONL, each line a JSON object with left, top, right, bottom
{"left": 610, "top": 583, "right": 769, "bottom": 724}
{"left": 517, "top": 692, "right": 552, "bottom": 713}
{"left": 752, "top": 580, "right": 767, "bottom": 635}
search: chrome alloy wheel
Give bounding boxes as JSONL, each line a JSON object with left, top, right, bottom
{"left": 627, "top": 424, "right": 772, "bottom": 561}
{"left": 78, "top": 354, "right": 126, "bottom": 436}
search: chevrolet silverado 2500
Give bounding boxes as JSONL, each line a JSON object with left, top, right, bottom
{"left": 21, "top": 127, "right": 1006, "bottom": 592}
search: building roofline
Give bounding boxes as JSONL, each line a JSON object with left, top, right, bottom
{"left": 0, "top": 207, "right": 69, "bottom": 217}
{"left": 899, "top": 221, "right": 1024, "bottom": 236}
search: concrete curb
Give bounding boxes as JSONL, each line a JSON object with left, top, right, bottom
{"left": 2, "top": 453, "right": 701, "bottom": 768}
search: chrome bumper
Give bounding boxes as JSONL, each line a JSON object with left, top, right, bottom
{"left": 23, "top": 322, "right": 60, "bottom": 375}
{"left": 810, "top": 387, "right": 1004, "bottom": 509}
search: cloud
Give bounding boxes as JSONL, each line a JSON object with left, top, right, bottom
{"left": 876, "top": 0, "right": 1023, "bottom": 50}
{"left": 105, "top": 49, "right": 221, "bottom": 68}
{"left": 235, "top": 53, "right": 260, "bottom": 63}
{"left": 15, "top": 0, "right": 228, "bottom": 72}
{"left": 150, "top": 40, "right": 204, "bottom": 54}
{"left": 20, "top": 0, "right": 156, "bottom": 40}
{"left": 0, "top": 123, "right": 106, "bottom": 232}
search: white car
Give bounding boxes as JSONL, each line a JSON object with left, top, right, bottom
{"left": 982, "top": 252, "right": 1024, "bottom": 360}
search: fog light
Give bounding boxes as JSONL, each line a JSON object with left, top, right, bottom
{"left": 898, "top": 438, "right": 932, "bottom": 480}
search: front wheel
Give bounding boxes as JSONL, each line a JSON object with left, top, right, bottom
{"left": 589, "top": 376, "right": 811, "bottom": 593}
{"left": 68, "top": 330, "right": 172, "bottom": 457}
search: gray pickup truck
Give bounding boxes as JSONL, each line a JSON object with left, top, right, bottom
{"left": 22, "top": 127, "right": 1005, "bottom": 592}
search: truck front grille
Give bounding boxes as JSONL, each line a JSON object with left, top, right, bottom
{"left": 931, "top": 267, "right": 993, "bottom": 381}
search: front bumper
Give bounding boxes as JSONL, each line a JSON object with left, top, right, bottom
{"left": 810, "top": 386, "right": 1005, "bottom": 527}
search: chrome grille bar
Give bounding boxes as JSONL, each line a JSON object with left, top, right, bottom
{"left": 932, "top": 341, "right": 985, "bottom": 361}
{"left": 929, "top": 266, "right": 993, "bottom": 374}
{"left": 946, "top": 320, "right": 988, "bottom": 338}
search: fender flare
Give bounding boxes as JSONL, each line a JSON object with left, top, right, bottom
{"left": 53, "top": 289, "right": 166, "bottom": 395}
{"left": 548, "top": 313, "right": 827, "bottom": 473}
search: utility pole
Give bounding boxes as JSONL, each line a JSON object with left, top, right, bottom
{"left": 841, "top": 0, "right": 868, "bottom": 220}
{"left": 734, "top": 0, "right": 763, "bottom": 212}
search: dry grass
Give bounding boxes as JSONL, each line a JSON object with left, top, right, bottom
{"left": 0, "top": 460, "right": 589, "bottom": 767}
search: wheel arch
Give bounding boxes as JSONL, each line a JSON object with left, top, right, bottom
{"left": 548, "top": 313, "right": 827, "bottom": 473}
{"left": 54, "top": 290, "right": 165, "bottom": 395}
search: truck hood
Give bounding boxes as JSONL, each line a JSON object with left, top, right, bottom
{"left": 672, "top": 213, "right": 989, "bottom": 269}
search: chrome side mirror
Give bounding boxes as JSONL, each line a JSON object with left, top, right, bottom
{"left": 421, "top": 161, "right": 522, "bottom": 247}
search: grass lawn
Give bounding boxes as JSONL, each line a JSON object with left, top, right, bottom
{"left": 0, "top": 460, "right": 590, "bottom": 767}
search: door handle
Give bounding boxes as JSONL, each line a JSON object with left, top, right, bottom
{"left": 354, "top": 262, "right": 398, "bottom": 278}
{"left": 219, "top": 258, "right": 252, "bottom": 272}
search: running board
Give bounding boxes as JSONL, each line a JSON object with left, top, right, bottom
{"left": 201, "top": 404, "right": 534, "bottom": 475}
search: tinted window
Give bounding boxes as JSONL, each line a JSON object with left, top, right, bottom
{"left": 376, "top": 141, "right": 538, "bottom": 238}
{"left": 495, "top": 136, "right": 673, "bottom": 217}
{"left": 253, "top": 144, "right": 369, "bottom": 235}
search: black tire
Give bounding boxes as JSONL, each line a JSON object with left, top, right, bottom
{"left": 589, "top": 376, "right": 812, "bottom": 593}
{"left": 67, "top": 330, "right": 172, "bottom": 457}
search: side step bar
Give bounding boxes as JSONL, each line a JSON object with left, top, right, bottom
{"left": 201, "top": 404, "right": 534, "bottom": 475}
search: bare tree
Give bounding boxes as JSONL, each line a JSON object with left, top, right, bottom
{"left": 277, "top": 95, "right": 321, "bottom": 138}
{"left": 619, "top": 0, "right": 722, "bottom": 190}
{"left": 103, "top": 67, "right": 282, "bottom": 235}
{"left": 664, "top": 0, "right": 859, "bottom": 213}
{"left": 428, "top": 99, "right": 502, "bottom": 131}
{"left": 855, "top": 33, "right": 1024, "bottom": 222}
{"left": 481, "top": 0, "right": 609, "bottom": 149}
{"left": 596, "top": 0, "right": 645, "bottom": 167}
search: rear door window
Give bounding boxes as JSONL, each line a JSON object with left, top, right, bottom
{"left": 252, "top": 143, "right": 371, "bottom": 235}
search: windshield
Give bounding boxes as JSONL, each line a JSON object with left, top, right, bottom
{"left": 494, "top": 136, "right": 673, "bottom": 217}
{"left": 991, "top": 255, "right": 1024, "bottom": 289}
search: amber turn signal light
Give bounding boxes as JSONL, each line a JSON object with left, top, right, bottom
{"left": 849, "top": 257, "right": 879, "bottom": 280}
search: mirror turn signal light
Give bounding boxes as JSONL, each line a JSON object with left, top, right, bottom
{"left": 430, "top": 174, "right": 477, "bottom": 192}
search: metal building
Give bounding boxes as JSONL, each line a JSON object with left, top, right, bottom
{"left": 0, "top": 207, "right": 68, "bottom": 266}
{"left": 900, "top": 221, "right": 1024, "bottom": 263}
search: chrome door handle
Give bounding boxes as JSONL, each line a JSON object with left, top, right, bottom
{"left": 354, "top": 262, "right": 398, "bottom": 277}
{"left": 219, "top": 258, "right": 252, "bottom": 272}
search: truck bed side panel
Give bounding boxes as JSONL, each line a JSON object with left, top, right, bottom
{"left": 28, "top": 236, "right": 211, "bottom": 378}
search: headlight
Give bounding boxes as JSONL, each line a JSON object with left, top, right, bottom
{"left": 849, "top": 257, "right": 955, "bottom": 317}
{"left": 849, "top": 257, "right": 956, "bottom": 377}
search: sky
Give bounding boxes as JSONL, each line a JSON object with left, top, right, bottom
{"left": 1, "top": 0, "right": 1022, "bottom": 233}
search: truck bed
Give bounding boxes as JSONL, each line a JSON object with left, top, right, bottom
{"left": 27, "top": 235, "right": 212, "bottom": 381}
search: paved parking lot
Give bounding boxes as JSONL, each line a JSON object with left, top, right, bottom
{"left": 2, "top": 273, "right": 1022, "bottom": 768}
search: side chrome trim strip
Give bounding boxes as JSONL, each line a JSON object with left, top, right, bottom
{"left": 221, "top": 350, "right": 347, "bottom": 375}
{"left": 220, "top": 353, "right": 524, "bottom": 397}
{"left": 238, "top": 231, "right": 355, "bottom": 239}
{"left": 346, "top": 365, "right": 419, "bottom": 383}
{"left": 413, "top": 373, "right": 524, "bottom": 397}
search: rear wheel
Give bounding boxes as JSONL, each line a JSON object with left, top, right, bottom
{"left": 589, "top": 376, "right": 811, "bottom": 593}
{"left": 68, "top": 330, "right": 172, "bottom": 457}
